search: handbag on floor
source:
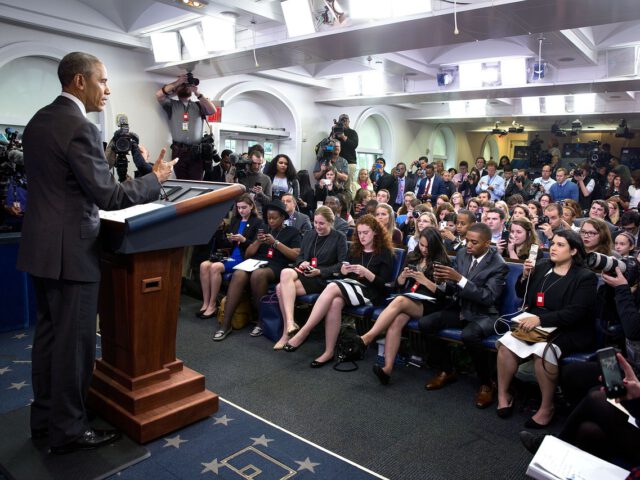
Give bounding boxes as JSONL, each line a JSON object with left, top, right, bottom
{"left": 218, "top": 295, "right": 251, "bottom": 330}
{"left": 334, "top": 322, "right": 365, "bottom": 372}
{"left": 259, "top": 293, "right": 283, "bottom": 342}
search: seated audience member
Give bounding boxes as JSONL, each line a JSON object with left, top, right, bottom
{"left": 562, "top": 203, "right": 578, "bottom": 227}
{"left": 324, "top": 196, "right": 350, "bottom": 237}
{"left": 477, "top": 190, "right": 492, "bottom": 205}
{"left": 605, "top": 173, "right": 631, "bottom": 210}
{"left": 520, "top": 354, "right": 640, "bottom": 470}
{"left": 268, "top": 154, "right": 299, "bottom": 200}
{"left": 496, "top": 230, "right": 597, "bottom": 427}
{"left": 436, "top": 194, "right": 450, "bottom": 207}
{"left": 459, "top": 168, "right": 480, "bottom": 204}
{"left": 484, "top": 207, "right": 507, "bottom": 246}
{"left": 563, "top": 198, "right": 582, "bottom": 219}
{"left": 360, "top": 228, "right": 453, "bottom": 385}
{"left": 549, "top": 168, "right": 579, "bottom": 202}
{"left": 495, "top": 200, "right": 511, "bottom": 223}
{"left": 614, "top": 230, "right": 636, "bottom": 257}
{"left": 282, "top": 193, "right": 311, "bottom": 236}
{"left": 435, "top": 202, "right": 454, "bottom": 223}
{"left": 629, "top": 170, "right": 640, "bottom": 209}
{"left": 399, "top": 199, "right": 428, "bottom": 241}
{"left": 375, "top": 203, "right": 403, "bottom": 246}
{"left": 503, "top": 218, "right": 541, "bottom": 261}
{"left": 352, "top": 167, "right": 373, "bottom": 195}
{"left": 314, "top": 167, "right": 344, "bottom": 205}
{"left": 297, "top": 169, "right": 316, "bottom": 217}
{"left": 511, "top": 204, "right": 531, "bottom": 221}
{"left": 421, "top": 223, "right": 509, "bottom": 408}
{"left": 620, "top": 209, "right": 640, "bottom": 248}
{"left": 438, "top": 211, "right": 456, "bottom": 241}
{"left": 476, "top": 160, "right": 505, "bottom": 201}
{"left": 397, "top": 192, "right": 418, "bottom": 216}
{"left": 580, "top": 199, "right": 620, "bottom": 238}
{"left": 407, "top": 211, "right": 438, "bottom": 252}
{"left": 538, "top": 193, "right": 552, "bottom": 210}
{"left": 580, "top": 217, "right": 614, "bottom": 255}
{"left": 284, "top": 215, "right": 393, "bottom": 366}
{"left": 214, "top": 200, "right": 301, "bottom": 341}
{"left": 365, "top": 199, "right": 379, "bottom": 216}
{"left": 507, "top": 193, "right": 525, "bottom": 210}
{"left": 336, "top": 192, "right": 355, "bottom": 227}
{"left": 376, "top": 188, "right": 391, "bottom": 205}
{"left": 450, "top": 192, "right": 464, "bottom": 213}
{"left": 607, "top": 198, "right": 621, "bottom": 226}
{"left": 353, "top": 188, "right": 374, "bottom": 218}
{"left": 275, "top": 206, "right": 348, "bottom": 349}
{"left": 198, "top": 194, "right": 261, "bottom": 319}
{"left": 443, "top": 209, "right": 476, "bottom": 252}
{"left": 466, "top": 197, "right": 482, "bottom": 217}
{"left": 452, "top": 160, "right": 469, "bottom": 187}
{"left": 527, "top": 200, "right": 543, "bottom": 226}
{"left": 537, "top": 203, "right": 566, "bottom": 247}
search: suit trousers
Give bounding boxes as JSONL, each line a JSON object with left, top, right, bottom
{"left": 419, "top": 306, "right": 496, "bottom": 385}
{"left": 31, "top": 276, "right": 99, "bottom": 447}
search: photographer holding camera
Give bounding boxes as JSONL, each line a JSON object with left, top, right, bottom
{"left": 156, "top": 73, "right": 216, "bottom": 180}
{"left": 331, "top": 114, "right": 358, "bottom": 193}
{"left": 313, "top": 139, "right": 348, "bottom": 185}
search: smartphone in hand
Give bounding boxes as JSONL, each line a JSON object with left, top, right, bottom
{"left": 597, "top": 347, "right": 627, "bottom": 398}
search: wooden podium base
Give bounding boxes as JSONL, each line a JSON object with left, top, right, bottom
{"left": 89, "top": 358, "right": 218, "bottom": 444}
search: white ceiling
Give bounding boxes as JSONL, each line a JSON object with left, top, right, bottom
{"left": 2, "top": 0, "right": 640, "bottom": 132}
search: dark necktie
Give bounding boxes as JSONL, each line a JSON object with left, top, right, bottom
{"left": 425, "top": 177, "right": 432, "bottom": 196}
{"left": 468, "top": 259, "right": 478, "bottom": 276}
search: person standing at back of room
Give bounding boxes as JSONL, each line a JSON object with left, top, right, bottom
{"left": 17, "top": 51, "right": 176, "bottom": 454}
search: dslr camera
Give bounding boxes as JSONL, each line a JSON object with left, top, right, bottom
{"left": 515, "top": 175, "right": 526, "bottom": 184}
{"left": 586, "top": 252, "right": 639, "bottom": 286}
{"left": 538, "top": 215, "right": 550, "bottom": 225}
{"left": 231, "top": 153, "right": 252, "bottom": 179}
{"left": 331, "top": 118, "right": 345, "bottom": 138}
{"left": 185, "top": 72, "right": 200, "bottom": 86}
{"left": 197, "top": 133, "right": 218, "bottom": 163}
{"left": 410, "top": 210, "right": 421, "bottom": 219}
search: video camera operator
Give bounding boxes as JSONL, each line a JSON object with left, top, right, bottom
{"left": 331, "top": 114, "right": 358, "bottom": 194}
{"left": 312, "top": 139, "right": 348, "bottom": 185}
{"left": 571, "top": 161, "right": 599, "bottom": 212}
{"left": 156, "top": 73, "right": 217, "bottom": 180}
{"left": 0, "top": 128, "right": 27, "bottom": 231}
{"left": 105, "top": 116, "right": 154, "bottom": 180}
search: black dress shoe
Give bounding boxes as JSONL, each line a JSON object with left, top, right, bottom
{"left": 199, "top": 310, "right": 218, "bottom": 319}
{"left": 195, "top": 309, "right": 206, "bottom": 318}
{"left": 524, "top": 415, "right": 554, "bottom": 430}
{"left": 310, "top": 358, "right": 332, "bottom": 368}
{"left": 283, "top": 343, "right": 299, "bottom": 352}
{"left": 372, "top": 365, "right": 390, "bottom": 385}
{"left": 496, "top": 398, "right": 514, "bottom": 419}
{"left": 31, "top": 427, "right": 48, "bottom": 439}
{"left": 50, "top": 428, "right": 121, "bottom": 455}
{"left": 519, "top": 431, "right": 545, "bottom": 454}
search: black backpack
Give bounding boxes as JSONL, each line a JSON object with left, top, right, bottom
{"left": 334, "top": 323, "right": 365, "bottom": 372}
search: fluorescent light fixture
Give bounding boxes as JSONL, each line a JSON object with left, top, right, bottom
{"left": 467, "top": 99, "right": 487, "bottom": 117}
{"left": 573, "top": 93, "right": 596, "bottom": 113}
{"left": 180, "top": 25, "right": 207, "bottom": 59}
{"left": 202, "top": 17, "right": 235, "bottom": 52}
{"left": 521, "top": 96, "right": 540, "bottom": 115}
{"left": 501, "top": 58, "right": 526, "bottom": 86}
{"left": 281, "top": 0, "right": 315, "bottom": 37}
{"left": 393, "top": 0, "right": 432, "bottom": 16}
{"left": 449, "top": 100, "right": 466, "bottom": 117}
{"left": 343, "top": 75, "right": 361, "bottom": 96}
{"left": 545, "top": 95, "right": 566, "bottom": 114}
{"left": 150, "top": 32, "right": 181, "bottom": 63}
{"left": 361, "top": 71, "right": 385, "bottom": 96}
{"left": 481, "top": 62, "right": 501, "bottom": 87}
{"left": 350, "top": 0, "right": 391, "bottom": 19}
{"left": 459, "top": 63, "right": 482, "bottom": 90}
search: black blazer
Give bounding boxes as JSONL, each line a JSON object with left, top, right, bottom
{"left": 215, "top": 214, "right": 263, "bottom": 257}
{"left": 516, "top": 259, "right": 598, "bottom": 354}
{"left": 443, "top": 246, "right": 509, "bottom": 319}
{"left": 296, "top": 229, "right": 348, "bottom": 279}
{"left": 17, "top": 96, "right": 161, "bottom": 282}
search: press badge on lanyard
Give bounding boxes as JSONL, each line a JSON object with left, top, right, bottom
{"left": 411, "top": 282, "right": 419, "bottom": 293}
{"left": 267, "top": 248, "right": 274, "bottom": 258}
{"left": 310, "top": 257, "right": 317, "bottom": 268}
{"left": 182, "top": 112, "right": 189, "bottom": 131}
{"left": 536, "top": 292, "right": 544, "bottom": 307}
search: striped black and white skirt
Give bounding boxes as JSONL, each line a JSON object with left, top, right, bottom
{"left": 329, "top": 279, "right": 372, "bottom": 307}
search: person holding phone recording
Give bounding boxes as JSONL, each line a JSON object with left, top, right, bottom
{"left": 503, "top": 218, "right": 542, "bottom": 261}
{"left": 284, "top": 215, "right": 393, "bottom": 367}
{"left": 496, "top": 230, "right": 597, "bottom": 428}
{"left": 213, "top": 200, "right": 300, "bottom": 341}
{"left": 275, "top": 206, "right": 348, "bottom": 349}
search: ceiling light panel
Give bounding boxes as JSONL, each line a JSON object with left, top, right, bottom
{"left": 281, "top": 0, "right": 315, "bottom": 37}
{"left": 459, "top": 63, "right": 482, "bottom": 90}
{"left": 202, "top": 17, "right": 236, "bottom": 52}
{"left": 545, "top": 95, "right": 566, "bottom": 115}
{"left": 572, "top": 93, "right": 596, "bottom": 114}
{"left": 521, "top": 96, "right": 540, "bottom": 115}
{"left": 180, "top": 25, "right": 207, "bottom": 59}
{"left": 393, "top": 0, "right": 432, "bottom": 16}
{"left": 350, "top": 0, "right": 391, "bottom": 20}
{"left": 150, "top": 32, "right": 181, "bottom": 63}
{"left": 501, "top": 58, "right": 526, "bottom": 86}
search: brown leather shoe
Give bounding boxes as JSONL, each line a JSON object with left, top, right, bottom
{"left": 425, "top": 371, "right": 457, "bottom": 390}
{"left": 475, "top": 383, "right": 496, "bottom": 409}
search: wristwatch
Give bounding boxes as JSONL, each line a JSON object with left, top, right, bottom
{"left": 273, "top": 240, "right": 280, "bottom": 248}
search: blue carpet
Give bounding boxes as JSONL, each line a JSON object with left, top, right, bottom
{"left": 0, "top": 329, "right": 385, "bottom": 480}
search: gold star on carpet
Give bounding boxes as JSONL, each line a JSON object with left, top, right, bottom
{"left": 295, "top": 457, "right": 320, "bottom": 473}
{"left": 163, "top": 434, "right": 188, "bottom": 449}
{"left": 201, "top": 458, "right": 223, "bottom": 474}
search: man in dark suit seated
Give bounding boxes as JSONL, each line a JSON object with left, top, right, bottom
{"left": 17, "top": 52, "right": 176, "bottom": 454}
{"left": 282, "top": 193, "right": 311, "bottom": 236}
{"left": 419, "top": 223, "right": 509, "bottom": 408}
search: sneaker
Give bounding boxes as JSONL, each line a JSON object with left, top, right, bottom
{"left": 213, "top": 329, "right": 232, "bottom": 341}
{"left": 250, "top": 326, "right": 263, "bottom": 337}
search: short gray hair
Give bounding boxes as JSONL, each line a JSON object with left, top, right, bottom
{"left": 58, "top": 52, "right": 101, "bottom": 87}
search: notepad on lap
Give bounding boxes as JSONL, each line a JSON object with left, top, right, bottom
{"left": 233, "top": 259, "right": 268, "bottom": 272}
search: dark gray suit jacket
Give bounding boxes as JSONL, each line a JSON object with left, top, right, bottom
{"left": 444, "top": 246, "right": 509, "bottom": 319}
{"left": 287, "top": 211, "right": 312, "bottom": 236}
{"left": 17, "top": 96, "right": 161, "bottom": 282}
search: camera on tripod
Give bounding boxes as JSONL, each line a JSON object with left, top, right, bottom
{"left": 586, "top": 252, "right": 639, "bottom": 285}
{"left": 111, "top": 115, "right": 139, "bottom": 182}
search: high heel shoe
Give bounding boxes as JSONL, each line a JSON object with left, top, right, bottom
{"left": 195, "top": 309, "right": 206, "bottom": 318}
{"left": 524, "top": 413, "right": 554, "bottom": 429}
{"left": 496, "top": 397, "right": 514, "bottom": 419}
{"left": 200, "top": 308, "right": 218, "bottom": 319}
{"left": 372, "top": 365, "right": 390, "bottom": 385}
{"left": 310, "top": 358, "right": 332, "bottom": 368}
{"left": 287, "top": 322, "right": 300, "bottom": 336}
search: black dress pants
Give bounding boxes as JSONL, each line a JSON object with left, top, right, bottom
{"left": 31, "top": 276, "right": 99, "bottom": 447}
{"left": 420, "top": 307, "right": 496, "bottom": 385}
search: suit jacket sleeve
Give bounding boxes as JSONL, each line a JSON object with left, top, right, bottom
{"left": 68, "top": 122, "right": 160, "bottom": 210}
{"left": 458, "top": 255, "right": 509, "bottom": 307}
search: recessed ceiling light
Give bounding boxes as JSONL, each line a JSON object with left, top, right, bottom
{"left": 558, "top": 57, "right": 575, "bottom": 62}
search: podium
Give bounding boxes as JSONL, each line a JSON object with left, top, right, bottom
{"left": 88, "top": 180, "right": 245, "bottom": 443}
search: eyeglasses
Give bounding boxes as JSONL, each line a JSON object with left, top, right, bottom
{"left": 622, "top": 225, "right": 637, "bottom": 232}
{"left": 579, "top": 230, "right": 598, "bottom": 237}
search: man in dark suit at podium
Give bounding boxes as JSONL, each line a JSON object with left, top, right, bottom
{"left": 17, "top": 52, "right": 175, "bottom": 454}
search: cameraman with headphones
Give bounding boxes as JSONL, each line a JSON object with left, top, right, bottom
{"left": 156, "top": 74, "right": 216, "bottom": 180}
{"left": 333, "top": 114, "right": 358, "bottom": 194}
